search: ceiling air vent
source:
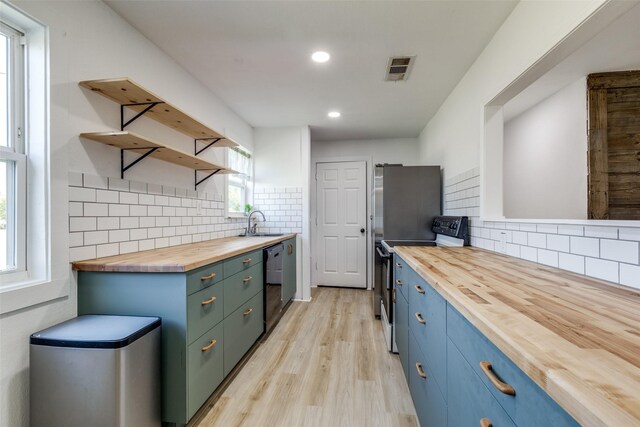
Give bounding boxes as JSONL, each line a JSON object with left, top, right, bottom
{"left": 385, "top": 56, "right": 415, "bottom": 82}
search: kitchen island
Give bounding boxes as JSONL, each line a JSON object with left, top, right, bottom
{"left": 72, "top": 234, "right": 297, "bottom": 426}
{"left": 394, "top": 245, "right": 640, "bottom": 427}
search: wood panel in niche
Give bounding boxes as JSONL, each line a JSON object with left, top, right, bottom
{"left": 588, "top": 71, "right": 640, "bottom": 219}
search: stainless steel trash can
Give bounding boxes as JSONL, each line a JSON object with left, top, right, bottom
{"left": 30, "top": 315, "right": 161, "bottom": 427}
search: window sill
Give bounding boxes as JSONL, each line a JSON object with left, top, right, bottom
{"left": 0, "top": 277, "right": 69, "bottom": 315}
{"left": 227, "top": 212, "right": 247, "bottom": 219}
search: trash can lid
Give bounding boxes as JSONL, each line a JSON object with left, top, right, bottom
{"left": 30, "top": 315, "right": 161, "bottom": 349}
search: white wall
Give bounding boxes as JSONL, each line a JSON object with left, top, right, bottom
{"left": 503, "top": 78, "right": 588, "bottom": 219}
{"left": 417, "top": 1, "right": 640, "bottom": 291}
{"left": 0, "top": 2, "right": 254, "bottom": 425}
{"left": 418, "top": 0, "right": 610, "bottom": 177}
{"left": 311, "top": 138, "right": 420, "bottom": 166}
{"left": 253, "top": 126, "right": 312, "bottom": 301}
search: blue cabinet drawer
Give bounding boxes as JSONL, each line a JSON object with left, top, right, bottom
{"left": 394, "top": 288, "right": 409, "bottom": 381}
{"left": 187, "top": 322, "right": 224, "bottom": 419}
{"left": 223, "top": 291, "right": 264, "bottom": 376}
{"left": 223, "top": 263, "right": 263, "bottom": 317}
{"left": 408, "top": 276, "right": 447, "bottom": 397}
{"left": 447, "top": 337, "right": 516, "bottom": 427}
{"left": 394, "top": 256, "right": 409, "bottom": 300}
{"left": 224, "top": 249, "right": 262, "bottom": 278}
{"left": 447, "top": 305, "right": 578, "bottom": 427}
{"left": 186, "top": 262, "right": 224, "bottom": 295}
{"left": 187, "top": 280, "right": 224, "bottom": 344}
{"left": 409, "top": 329, "right": 447, "bottom": 427}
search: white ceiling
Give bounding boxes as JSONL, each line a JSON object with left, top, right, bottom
{"left": 503, "top": 3, "right": 640, "bottom": 122}
{"left": 106, "top": 0, "right": 517, "bottom": 141}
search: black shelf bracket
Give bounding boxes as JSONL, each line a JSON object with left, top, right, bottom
{"left": 120, "top": 147, "right": 159, "bottom": 178}
{"left": 195, "top": 169, "right": 221, "bottom": 189}
{"left": 194, "top": 137, "right": 223, "bottom": 156}
{"left": 120, "top": 101, "right": 164, "bottom": 131}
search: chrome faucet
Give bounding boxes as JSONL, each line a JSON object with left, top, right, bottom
{"left": 247, "top": 210, "right": 266, "bottom": 236}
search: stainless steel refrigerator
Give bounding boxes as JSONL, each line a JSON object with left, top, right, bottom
{"left": 372, "top": 164, "right": 441, "bottom": 317}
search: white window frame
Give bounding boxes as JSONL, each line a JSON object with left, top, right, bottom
{"left": 0, "top": 2, "right": 55, "bottom": 315}
{"left": 226, "top": 147, "right": 253, "bottom": 218}
{"left": 0, "top": 19, "right": 27, "bottom": 280}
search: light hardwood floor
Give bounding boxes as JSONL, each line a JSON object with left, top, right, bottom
{"left": 194, "top": 287, "right": 418, "bottom": 427}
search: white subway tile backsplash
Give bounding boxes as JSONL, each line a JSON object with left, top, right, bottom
{"left": 547, "top": 234, "right": 570, "bottom": 253}
{"left": 558, "top": 224, "right": 584, "bottom": 236}
{"left": 537, "top": 224, "right": 558, "bottom": 234}
{"left": 520, "top": 246, "right": 537, "bottom": 262}
{"left": 109, "top": 204, "right": 129, "bottom": 217}
{"left": 96, "top": 243, "right": 119, "bottom": 258}
{"left": 559, "top": 253, "right": 585, "bottom": 274}
{"left": 585, "top": 226, "right": 618, "bottom": 239}
{"left": 84, "top": 230, "right": 109, "bottom": 245}
{"left": 119, "top": 241, "right": 139, "bottom": 254}
{"left": 69, "top": 202, "right": 83, "bottom": 217}
{"left": 70, "top": 217, "right": 97, "bottom": 232}
{"left": 108, "top": 177, "right": 129, "bottom": 192}
{"left": 538, "top": 249, "right": 559, "bottom": 267}
{"left": 68, "top": 171, "right": 83, "bottom": 187}
{"left": 83, "top": 174, "right": 108, "bottom": 189}
{"left": 445, "top": 167, "right": 633, "bottom": 289}
{"left": 69, "top": 187, "right": 96, "bottom": 202}
{"left": 97, "top": 217, "right": 119, "bottom": 230}
{"left": 96, "top": 189, "right": 119, "bottom": 204}
{"left": 139, "top": 194, "right": 155, "bottom": 205}
{"left": 600, "top": 239, "right": 639, "bottom": 264}
{"left": 527, "top": 233, "right": 546, "bottom": 248}
{"left": 620, "top": 263, "right": 640, "bottom": 289}
{"left": 84, "top": 203, "right": 108, "bottom": 217}
{"left": 585, "top": 258, "right": 619, "bottom": 282}
{"left": 129, "top": 181, "right": 147, "bottom": 194}
{"left": 109, "top": 229, "right": 130, "bottom": 243}
{"left": 70, "top": 246, "right": 96, "bottom": 262}
{"left": 619, "top": 228, "right": 640, "bottom": 242}
{"left": 139, "top": 239, "right": 155, "bottom": 251}
{"left": 119, "top": 192, "right": 139, "bottom": 205}
{"left": 570, "top": 237, "right": 599, "bottom": 257}
{"left": 69, "top": 232, "right": 83, "bottom": 248}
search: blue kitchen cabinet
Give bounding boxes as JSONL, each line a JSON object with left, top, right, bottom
{"left": 394, "top": 253, "right": 578, "bottom": 427}
{"left": 394, "top": 286, "right": 410, "bottom": 380}
{"left": 78, "top": 248, "right": 267, "bottom": 426}
{"left": 282, "top": 237, "right": 297, "bottom": 305}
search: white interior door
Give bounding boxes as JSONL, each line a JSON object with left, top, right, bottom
{"left": 315, "top": 161, "right": 367, "bottom": 288}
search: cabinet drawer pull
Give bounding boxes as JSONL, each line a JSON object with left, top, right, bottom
{"left": 201, "top": 272, "right": 217, "bottom": 281}
{"left": 415, "top": 362, "right": 427, "bottom": 379}
{"left": 201, "top": 296, "right": 217, "bottom": 306}
{"left": 396, "top": 279, "right": 403, "bottom": 286}
{"left": 243, "top": 308, "right": 254, "bottom": 316}
{"left": 396, "top": 262, "right": 402, "bottom": 268}
{"left": 480, "top": 418, "right": 492, "bottom": 427}
{"left": 392, "top": 288, "right": 396, "bottom": 304}
{"left": 414, "top": 312, "right": 426, "bottom": 324}
{"left": 242, "top": 258, "right": 252, "bottom": 264}
{"left": 480, "top": 361, "right": 516, "bottom": 395}
{"left": 414, "top": 285, "right": 425, "bottom": 294}
{"left": 288, "top": 244, "right": 293, "bottom": 255}
{"left": 242, "top": 276, "right": 253, "bottom": 283}
{"left": 201, "top": 339, "right": 217, "bottom": 352}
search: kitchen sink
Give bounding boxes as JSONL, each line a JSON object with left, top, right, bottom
{"left": 238, "top": 233, "right": 285, "bottom": 237}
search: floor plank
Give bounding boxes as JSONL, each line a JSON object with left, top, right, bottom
{"left": 194, "top": 287, "right": 418, "bottom": 427}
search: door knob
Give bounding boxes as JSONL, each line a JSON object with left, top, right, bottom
{"left": 360, "top": 228, "right": 365, "bottom": 233}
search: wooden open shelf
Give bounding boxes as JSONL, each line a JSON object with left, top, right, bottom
{"left": 79, "top": 78, "right": 239, "bottom": 148}
{"left": 80, "top": 131, "right": 238, "bottom": 174}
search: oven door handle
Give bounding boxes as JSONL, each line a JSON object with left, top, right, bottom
{"left": 376, "top": 246, "right": 390, "bottom": 260}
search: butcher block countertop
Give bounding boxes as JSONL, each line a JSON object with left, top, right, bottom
{"left": 71, "top": 234, "right": 296, "bottom": 272}
{"left": 394, "top": 246, "right": 640, "bottom": 427}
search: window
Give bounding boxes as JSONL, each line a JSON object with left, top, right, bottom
{"left": 227, "top": 147, "right": 252, "bottom": 215}
{"left": 0, "top": 20, "right": 25, "bottom": 275}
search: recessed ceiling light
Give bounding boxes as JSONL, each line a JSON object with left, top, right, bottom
{"left": 312, "top": 51, "right": 330, "bottom": 63}
{"left": 328, "top": 111, "right": 341, "bottom": 118}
